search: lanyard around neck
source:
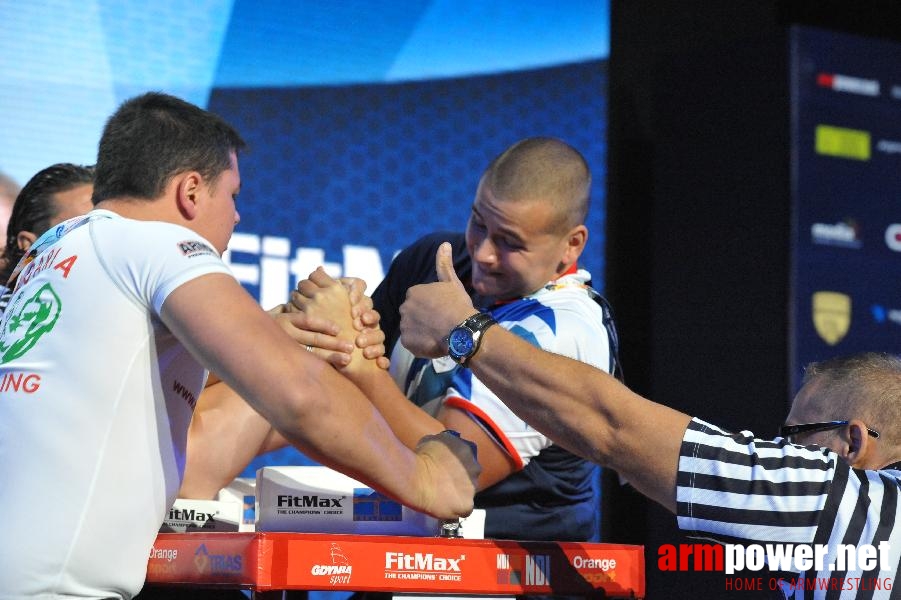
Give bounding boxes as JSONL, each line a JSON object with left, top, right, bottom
{"left": 6, "top": 212, "right": 111, "bottom": 290}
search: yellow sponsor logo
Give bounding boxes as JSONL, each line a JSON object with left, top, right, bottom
{"left": 812, "top": 291, "right": 851, "bottom": 345}
{"left": 815, "top": 125, "right": 871, "bottom": 160}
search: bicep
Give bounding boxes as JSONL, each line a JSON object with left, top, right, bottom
{"left": 437, "top": 404, "right": 518, "bottom": 490}
{"left": 159, "top": 272, "right": 309, "bottom": 429}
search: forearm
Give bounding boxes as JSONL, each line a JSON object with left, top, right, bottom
{"left": 164, "top": 274, "right": 477, "bottom": 519}
{"left": 204, "top": 343, "right": 447, "bottom": 515}
{"left": 469, "top": 325, "right": 690, "bottom": 513}
{"left": 268, "top": 361, "right": 445, "bottom": 511}
{"left": 180, "top": 381, "right": 278, "bottom": 499}
{"left": 341, "top": 367, "right": 446, "bottom": 449}
{"left": 181, "top": 370, "right": 440, "bottom": 513}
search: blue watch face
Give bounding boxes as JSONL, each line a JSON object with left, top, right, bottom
{"left": 448, "top": 327, "right": 475, "bottom": 358}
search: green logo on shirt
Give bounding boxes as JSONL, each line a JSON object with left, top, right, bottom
{"left": 0, "top": 283, "right": 61, "bottom": 363}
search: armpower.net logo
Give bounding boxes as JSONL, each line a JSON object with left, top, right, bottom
{"left": 658, "top": 542, "right": 893, "bottom": 593}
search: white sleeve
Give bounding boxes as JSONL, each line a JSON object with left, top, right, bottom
{"left": 91, "top": 219, "right": 234, "bottom": 314}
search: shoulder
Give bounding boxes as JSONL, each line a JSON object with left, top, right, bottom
{"left": 91, "top": 213, "right": 219, "bottom": 259}
{"left": 679, "top": 418, "right": 838, "bottom": 476}
{"left": 489, "top": 292, "right": 610, "bottom": 371}
{"left": 497, "top": 278, "right": 606, "bottom": 328}
{"left": 93, "top": 210, "right": 197, "bottom": 236}
{"left": 89, "top": 212, "right": 229, "bottom": 304}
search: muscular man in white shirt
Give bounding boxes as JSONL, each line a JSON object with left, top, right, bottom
{"left": 0, "top": 92, "right": 478, "bottom": 600}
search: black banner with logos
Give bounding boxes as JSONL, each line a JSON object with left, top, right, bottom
{"left": 790, "top": 25, "right": 901, "bottom": 389}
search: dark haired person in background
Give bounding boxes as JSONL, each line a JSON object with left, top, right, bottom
{"left": 0, "top": 92, "right": 478, "bottom": 599}
{"left": 399, "top": 242, "right": 901, "bottom": 599}
{"left": 0, "top": 163, "right": 94, "bottom": 313}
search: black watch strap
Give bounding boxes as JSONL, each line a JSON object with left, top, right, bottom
{"left": 461, "top": 311, "right": 495, "bottom": 333}
{"left": 448, "top": 312, "right": 497, "bottom": 366}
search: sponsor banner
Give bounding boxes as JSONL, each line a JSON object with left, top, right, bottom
{"left": 145, "top": 532, "right": 645, "bottom": 598}
{"left": 790, "top": 26, "right": 901, "bottom": 386}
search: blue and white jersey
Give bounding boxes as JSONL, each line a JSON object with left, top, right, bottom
{"left": 400, "top": 269, "right": 610, "bottom": 466}
{"left": 391, "top": 267, "right": 611, "bottom": 540}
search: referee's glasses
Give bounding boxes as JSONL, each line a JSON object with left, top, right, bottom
{"left": 780, "top": 420, "right": 880, "bottom": 443}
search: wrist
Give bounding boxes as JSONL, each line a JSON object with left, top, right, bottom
{"left": 446, "top": 312, "right": 497, "bottom": 366}
{"left": 342, "top": 357, "right": 386, "bottom": 388}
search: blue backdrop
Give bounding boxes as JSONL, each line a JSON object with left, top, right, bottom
{"left": 0, "top": 0, "right": 610, "bottom": 471}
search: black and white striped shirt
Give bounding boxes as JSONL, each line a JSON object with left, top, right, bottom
{"left": 677, "top": 418, "right": 901, "bottom": 599}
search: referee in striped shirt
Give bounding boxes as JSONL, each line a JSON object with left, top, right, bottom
{"left": 679, "top": 353, "right": 900, "bottom": 599}
{"left": 399, "top": 243, "right": 901, "bottom": 599}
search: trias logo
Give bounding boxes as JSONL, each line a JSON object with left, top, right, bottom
{"left": 277, "top": 494, "right": 344, "bottom": 508}
{"left": 193, "top": 543, "right": 242, "bottom": 574}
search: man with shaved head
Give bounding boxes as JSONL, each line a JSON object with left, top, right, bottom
{"left": 294, "top": 137, "right": 623, "bottom": 545}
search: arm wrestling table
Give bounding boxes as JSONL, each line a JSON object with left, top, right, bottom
{"left": 144, "top": 532, "right": 645, "bottom": 598}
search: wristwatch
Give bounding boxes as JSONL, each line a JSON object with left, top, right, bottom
{"left": 446, "top": 312, "right": 497, "bottom": 366}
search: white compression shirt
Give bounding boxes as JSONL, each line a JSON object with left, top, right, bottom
{"left": 0, "top": 210, "right": 232, "bottom": 599}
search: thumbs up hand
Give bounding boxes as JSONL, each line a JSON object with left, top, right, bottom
{"left": 400, "top": 242, "right": 479, "bottom": 358}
